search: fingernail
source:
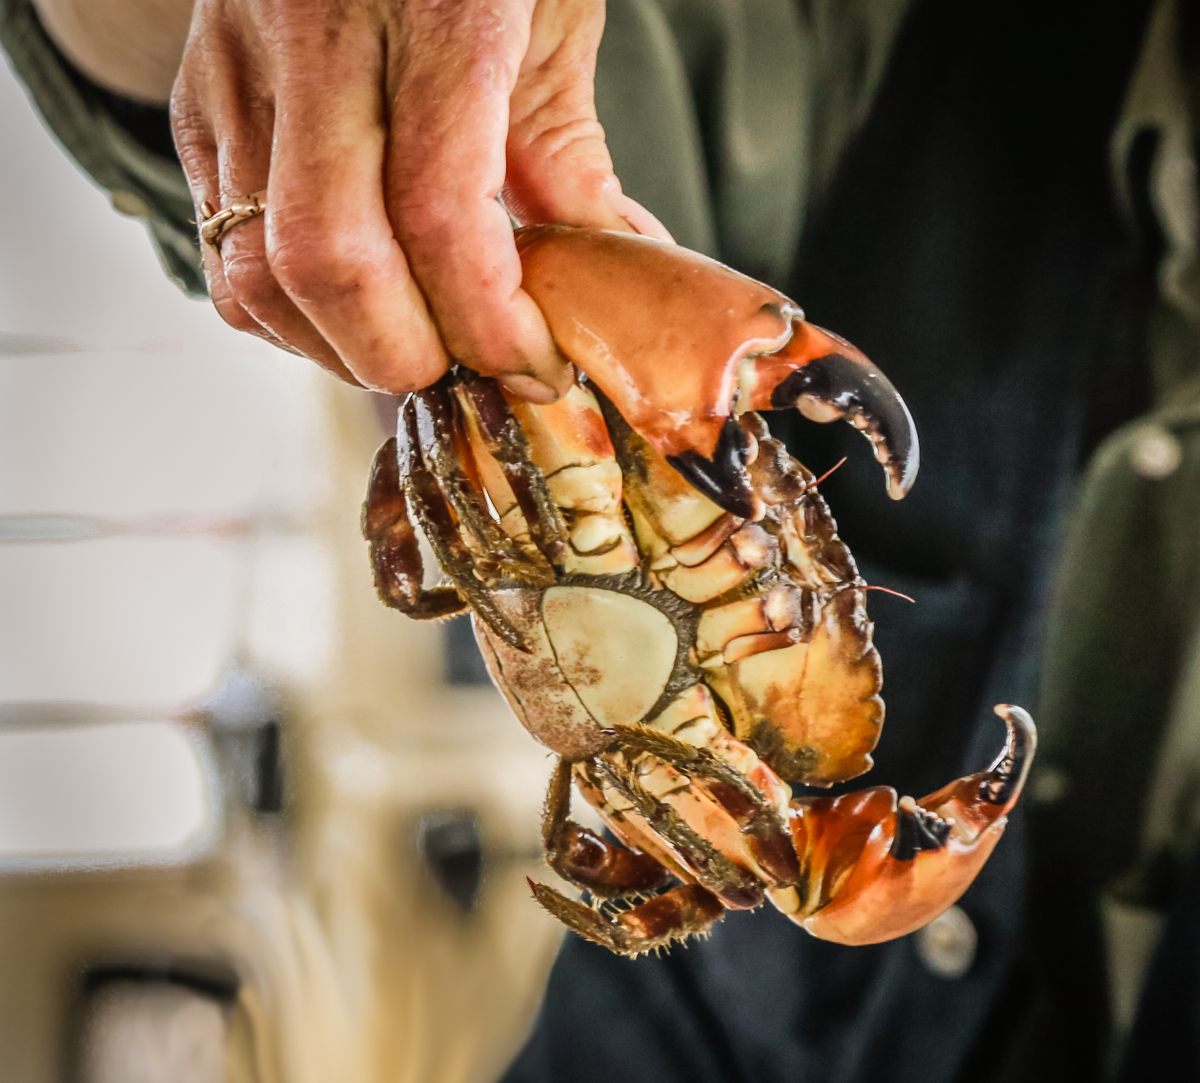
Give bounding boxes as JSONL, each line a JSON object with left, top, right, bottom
{"left": 500, "top": 374, "right": 560, "bottom": 404}
{"left": 607, "top": 190, "right": 674, "bottom": 242}
{"left": 548, "top": 360, "right": 577, "bottom": 396}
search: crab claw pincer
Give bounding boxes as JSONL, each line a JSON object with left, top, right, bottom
{"left": 774, "top": 705, "right": 1035, "bottom": 945}
{"left": 516, "top": 225, "right": 919, "bottom": 519}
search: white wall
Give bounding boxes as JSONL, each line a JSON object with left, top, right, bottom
{"left": 0, "top": 53, "right": 327, "bottom": 856}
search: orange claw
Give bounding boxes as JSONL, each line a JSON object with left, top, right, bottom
{"left": 772, "top": 705, "right": 1036, "bottom": 945}
{"left": 516, "top": 225, "right": 919, "bottom": 518}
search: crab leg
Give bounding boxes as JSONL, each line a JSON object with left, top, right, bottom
{"left": 607, "top": 724, "right": 800, "bottom": 886}
{"left": 411, "top": 379, "right": 538, "bottom": 575}
{"left": 528, "top": 879, "right": 725, "bottom": 958}
{"left": 361, "top": 436, "right": 467, "bottom": 620}
{"left": 453, "top": 374, "right": 569, "bottom": 567}
{"left": 769, "top": 706, "right": 1036, "bottom": 945}
{"left": 589, "top": 757, "right": 765, "bottom": 909}
{"left": 541, "top": 759, "right": 673, "bottom": 898}
{"left": 398, "top": 401, "right": 528, "bottom": 651}
{"left": 530, "top": 752, "right": 743, "bottom": 955}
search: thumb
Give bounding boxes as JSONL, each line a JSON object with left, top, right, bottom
{"left": 505, "top": 0, "right": 671, "bottom": 240}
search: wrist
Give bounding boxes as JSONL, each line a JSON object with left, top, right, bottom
{"left": 32, "top": 0, "right": 195, "bottom": 105}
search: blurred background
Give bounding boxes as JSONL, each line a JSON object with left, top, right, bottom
{"left": 0, "top": 52, "right": 565, "bottom": 1083}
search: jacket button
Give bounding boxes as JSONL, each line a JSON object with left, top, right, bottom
{"left": 1130, "top": 426, "right": 1181, "bottom": 478}
{"left": 915, "top": 905, "right": 977, "bottom": 978}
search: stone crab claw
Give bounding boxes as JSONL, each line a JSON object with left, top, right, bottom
{"left": 772, "top": 705, "right": 1036, "bottom": 945}
{"left": 516, "top": 225, "right": 919, "bottom": 519}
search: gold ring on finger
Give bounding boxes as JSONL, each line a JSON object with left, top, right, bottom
{"left": 199, "top": 190, "right": 268, "bottom": 253}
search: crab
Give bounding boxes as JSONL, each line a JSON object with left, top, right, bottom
{"left": 362, "top": 226, "right": 1036, "bottom": 955}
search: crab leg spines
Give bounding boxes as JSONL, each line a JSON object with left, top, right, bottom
{"left": 607, "top": 724, "right": 800, "bottom": 887}
{"left": 528, "top": 879, "right": 725, "bottom": 957}
{"left": 412, "top": 380, "right": 542, "bottom": 575}
{"left": 455, "top": 375, "right": 569, "bottom": 567}
{"left": 540, "top": 759, "right": 673, "bottom": 898}
{"left": 780, "top": 707, "right": 1037, "bottom": 945}
{"left": 361, "top": 436, "right": 467, "bottom": 620}
{"left": 590, "top": 757, "right": 765, "bottom": 909}
{"left": 400, "top": 403, "right": 529, "bottom": 652}
{"left": 458, "top": 380, "right": 639, "bottom": 577}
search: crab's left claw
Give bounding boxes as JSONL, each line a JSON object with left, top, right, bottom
{"left": 773, "top": 705, "right": 1035, "bottom": 945}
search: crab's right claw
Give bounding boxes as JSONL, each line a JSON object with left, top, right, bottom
{"left": 773, "top": 705, "right": 1036, "bottom": 945}
{"left": 515, "top": 225, "right": 918, "bottom": 519}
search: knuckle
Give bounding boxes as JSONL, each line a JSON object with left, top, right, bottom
{"left": 266, "top": 211, "right": 370, "bottom": 302}
{"left": 388, "top": 183, "right": 460, "bottom": 246}
{"left": 169, "top": 100, "right": 213, "bottom": 177}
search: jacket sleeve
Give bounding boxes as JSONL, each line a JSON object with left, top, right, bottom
{"left": 0, "top": 0, "right": 205, "bottom": 295}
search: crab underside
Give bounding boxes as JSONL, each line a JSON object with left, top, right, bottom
{"left": 362, "top": 226, "right": 1036, "bottom": 955}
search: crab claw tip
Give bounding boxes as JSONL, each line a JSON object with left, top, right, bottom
{"left": 773, "top": 344, "right": 920, "bottom": 500}
{"left": 981, "top": 704, "right": 1037, "bottom": 808}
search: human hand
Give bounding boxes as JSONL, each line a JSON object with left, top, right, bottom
{"left": 170, "top": 0, "right": 668, "bottom": 401}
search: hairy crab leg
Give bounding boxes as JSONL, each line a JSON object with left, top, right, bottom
{"left": 589, "top": 757, "right": 764, "bottom": 909}
{"left": 453, "top": 374, "right": 569, "bottom": 567}
{"left": 541, "top": 759, "right": 674, "bottom": 898}
{"left": 361, "top": 436, "right": 467, "bottom": 620}
{"left": 457, "top": 380, "right": 639, "bottom": 578}
{"left": 399, "top": 401, "right": 528, "bottom": 651}
{"left": 411, "top": 379, "right": 541, "bottom": 575}
{"left": 771, "top": 706, "right": 1036, "bottom": 944}
{"left": 607, "top": 724, "right": 800, "bottom": 886}
{"left": 528, "top": 879, "right": 725, "bottom": 958}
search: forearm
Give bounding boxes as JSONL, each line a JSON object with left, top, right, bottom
{"left": 31, "top": 0, "right": 194, "bottom": 104}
